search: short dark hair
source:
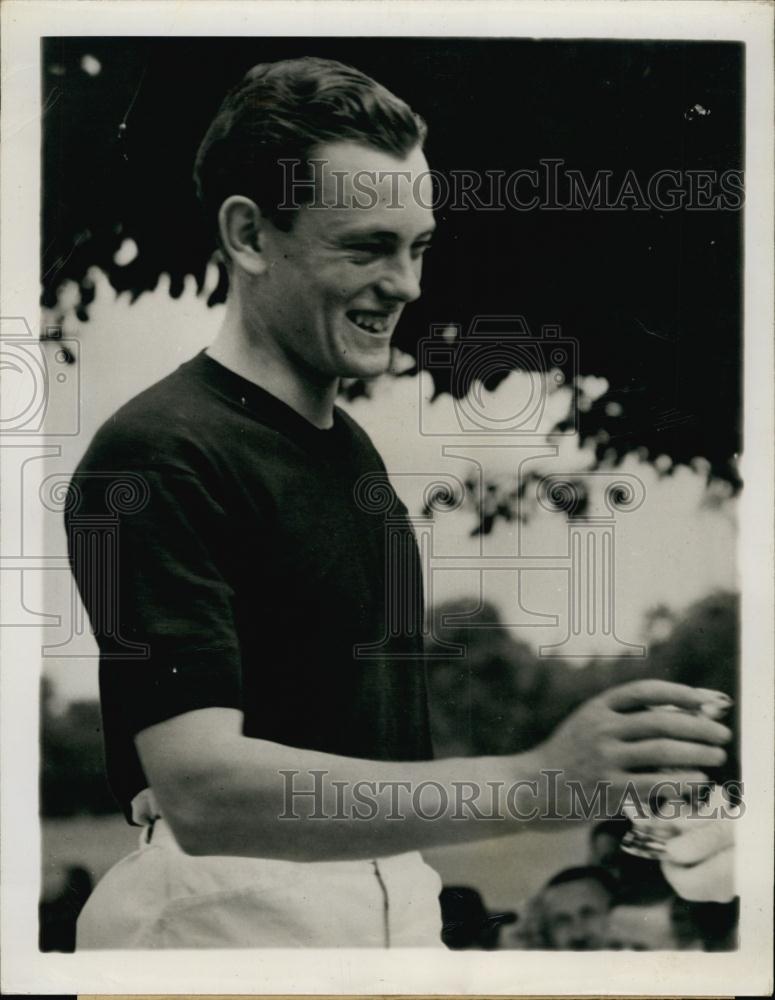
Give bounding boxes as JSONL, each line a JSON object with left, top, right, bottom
{"left": 194, "top": 56, "right": 427, "bottom": 238}
{"left": 543, "top": 865, "right": 619, "bottom": 897}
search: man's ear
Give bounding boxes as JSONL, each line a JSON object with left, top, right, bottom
{"left": 217, "top": 196, "right": 268, "bottom": 275}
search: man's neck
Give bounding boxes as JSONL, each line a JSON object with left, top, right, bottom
{"left": 206, "top": 299, "right": 339, "bottom": 430}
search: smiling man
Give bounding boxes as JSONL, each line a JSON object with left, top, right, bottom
{"left": 67, "top": 57, "right": 732, "bottom": 950}
{"left": 205, "top": 137, "right": 434, "bottom": 421}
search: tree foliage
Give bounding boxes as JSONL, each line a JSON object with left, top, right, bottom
{"left": 426, "top": 590, "right": 739, "bottom": 779}
{"left": 40, "top": 678, "right": 116, "bottom": 816}
{"left": 43, "top": 38, "right": 742, "bottom": 486}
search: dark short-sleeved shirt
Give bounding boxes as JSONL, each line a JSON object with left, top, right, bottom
{"left": 66, "top": 350, "right": 433, "bottom": 820}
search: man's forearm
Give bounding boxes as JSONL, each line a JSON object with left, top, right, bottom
{"left": 137, "top": 682, "right": 731, "bottom": 863}
{"left": 162, "top": 731, "right": 538, "bottom": 861}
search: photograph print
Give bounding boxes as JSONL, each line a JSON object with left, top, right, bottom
{"left": 1, "top": 4, "right": 773, "bottom": 996}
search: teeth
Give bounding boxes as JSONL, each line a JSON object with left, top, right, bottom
{"left": 349, "top": 312, "right": 389, "bottom": 333}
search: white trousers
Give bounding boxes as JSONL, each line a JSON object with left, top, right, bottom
{"left": 76, "top": 816, "right": 444, "bottom": 949}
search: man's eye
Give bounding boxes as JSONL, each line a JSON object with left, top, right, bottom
{"left": 348, "top": 244, "right": 385, "bottom": 255}
{"left": 412, "top": 242, "right": 433, "bottom": 259}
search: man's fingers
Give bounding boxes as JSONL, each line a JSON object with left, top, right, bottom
{"left": 602, "top": 680, "right": 731, "bottom": 713}
{"left": 616, "top": 738, "right": 727, "bottom": 770}
{"left": 662, "top": 818, "right": 736, "bottom": 865}
{"left": 612, "top": 709, "right": 732, "bottom": 745}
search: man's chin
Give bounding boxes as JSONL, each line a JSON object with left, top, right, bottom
{"left": 338, "top": 351, "right": 392, "bottom": 380}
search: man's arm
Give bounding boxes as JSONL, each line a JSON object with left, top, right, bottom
{"left": 135, "top": 679, "right": 731, "bottom": 862}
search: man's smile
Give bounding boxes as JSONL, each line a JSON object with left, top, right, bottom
{"left": 345, "top": 309, "right": 398, "bottom": 335}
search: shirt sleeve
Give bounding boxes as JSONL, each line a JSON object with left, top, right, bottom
{"left": 66, "top": 461, "right": 243, "bottom": 736}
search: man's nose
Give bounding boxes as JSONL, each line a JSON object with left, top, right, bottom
{"left": 569, "top": 919, "right": 589, "bottom": 945}
{"left": 376, "top": 254, "right": 422, "bottom": 304}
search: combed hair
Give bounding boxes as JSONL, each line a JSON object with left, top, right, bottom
{"left": 194, "top": 56, "right": 427, "bottom": 237}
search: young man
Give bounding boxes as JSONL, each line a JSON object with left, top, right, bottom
{"left": 67, "top": 57, "right": 731, "bottom": 949}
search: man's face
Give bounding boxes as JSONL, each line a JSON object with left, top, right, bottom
{"left": 252, "top": 140, "right": 435, "bottom": 381}
{"left": 540, "top": 879, "right": 611, "bottom": 950}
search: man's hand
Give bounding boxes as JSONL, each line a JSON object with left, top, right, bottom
{"left": 619, "top": 784, "right": 739, "bottom": 902}
{"left": 660, "top": 815, "right": 737, "bottom": 902}
{"left": 528, "top": 680, "right": 732, "bottom": 816}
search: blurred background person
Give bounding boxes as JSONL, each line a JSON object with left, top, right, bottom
{"left": 607, "top": 884, "right": 693, "bottom": 951}
{"left": 670, "top": 897, "right": 739, "bottom": 952}
{"left": 439, "top": 886, "right": 516, "bottom": 950}
{"left": 529, "top": 866, "right": 617, "bottom": 951}
{"left": 607, "top": 886, "right": 738, "bottom": 951}
{"left": 588, "top": 818, "right": 629, "bottom": 871}
{"left": 39, "top": 865, "right": 93, "bottom": 953}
